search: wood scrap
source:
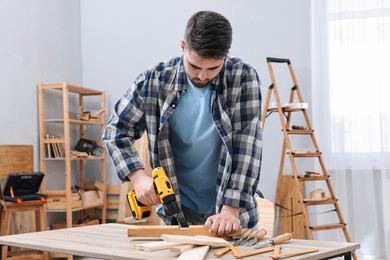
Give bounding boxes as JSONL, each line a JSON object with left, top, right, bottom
{"left": 161, "top": 234, "right": 229, "bottom": 247}
{"left": 235, "top": 247, "right": 274, "bottom": 259}
{"left": 228, "top": 244, "right": 240, "bottom": 258}
{"left": 170, "top": 244, "right": 195, "bottom": 255}
{"left": 213, "top": 246, "right": 230, "bottom": 257}
{"left": 177, "top": 245, "right": 209, "bottom": 260}
{"left": 136, "top": 241, "right": 181, "bottom": 251}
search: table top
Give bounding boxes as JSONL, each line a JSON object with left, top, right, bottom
{"left": 0, "top": 223, "right": 360, "bottom": 260}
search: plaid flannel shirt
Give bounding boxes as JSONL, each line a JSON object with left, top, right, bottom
{"left": 103, "top": 56, "right": 263, "bottom": 228}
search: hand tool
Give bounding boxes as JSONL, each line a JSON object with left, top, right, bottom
{"left": 304, "top": 171, "right": 321, "bottom": 177}
{"left": 241, "top": 229, "right": 260, "bottom": 245}
{"left": 253, "top": 232, "right": 292, "bottom": 249}
{"left": 291, "top": 125, "right": 307, "bottom": 130}
{"left": 245, "top": 228, "right": 267, "bottom": 246}
{"left": 127, "top": 167, "right": 189, "bottom": 227}
{"left": 233, "top": 229, "right": 251, "bottom": 246}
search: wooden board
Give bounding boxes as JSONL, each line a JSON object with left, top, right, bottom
{"left": 161, "top": 235, "right": 229, "bottom": 248}
{"left": 128, "top": 225, "right": 241, "bottom": 238}
{"left": 170, "top": 244, "right": 195, "bottom": 255}
{"left": 136, "top": 241, "right": 181, "bottom": 251}
{"left": 0, "top": 145, "right": 37, "bottom": 235}
{"left": 178, "top": 245, "right": 209, "bottom": 260}
{"left": 279, "top": 176, "right": 305, "bottom": 239}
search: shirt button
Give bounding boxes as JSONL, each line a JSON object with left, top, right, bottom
{"left": 172, "top": 104, "right": 176, "bottom": 108}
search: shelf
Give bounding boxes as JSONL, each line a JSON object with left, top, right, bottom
{"left": 304, "top": 198, "right": 337, "bottom": 206}
{"left": 309, "top": 223, "right": 346, "bottom": 231}
{"left": 44, "top": 118, "right": 103, "bottom": 125}
{"left": 289, "top": 152, "right": 322, "bottom": 158}
{"left": 286, "top": 129, "right": 314, "bottom": 135}
{"left": 38, "top": 82, "right": 107, "bottom": 229}
{"left": 298, "top": 175, "right": 329, "bottom": 181}
{"left": 39, "top": 83, "right": 104, "bottom": 95}
{"left": 267, "top": 107, "right": 308, "bottom": 113}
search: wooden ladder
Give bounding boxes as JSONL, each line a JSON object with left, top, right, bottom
{"left": 262, "top": 57, "right": 356, "bottom": 259}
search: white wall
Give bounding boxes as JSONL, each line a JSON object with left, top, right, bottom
{"left": 80, "top": 0, "right": 312, "bottom": 201}
{"left": 0, "top": 0, "right": 82, "bottom": 168}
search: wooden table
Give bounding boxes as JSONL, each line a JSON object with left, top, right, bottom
{"left": 0, "top": 223, "right": 359, "bottom": 260}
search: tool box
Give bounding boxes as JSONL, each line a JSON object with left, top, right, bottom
{"left": 2, "top": 172, "right": 47, "bottom": 203}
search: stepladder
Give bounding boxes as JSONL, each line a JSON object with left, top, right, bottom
{"left": 261, "top": 57, "right": 357, "bottom": 259}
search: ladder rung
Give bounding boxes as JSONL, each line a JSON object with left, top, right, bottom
{"left": 290, "top": 152, "right": 321, "bottom": 157}
{"left": 309, "top": 223, "right": 346, "bottom": 231}
{"left": 286, "top": 129, "right": 314, "bottom": 135}
{"left": 298, "top": 175, "right": 329, "bottom": 181}
{"left": 303, "top": 198, "right": 338, "bottom": 206}
{"left": 267, "top": 107, "right": 307, "bottom": 113}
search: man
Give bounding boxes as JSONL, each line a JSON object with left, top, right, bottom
{"left": 103, "top": 10, "right": 262, "bottom": 236}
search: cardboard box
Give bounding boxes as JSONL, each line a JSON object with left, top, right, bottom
{"left": 46, "top": 192, "right": 82, "bottom": 210}
{"left": 82, "top": 190, "right": 103, "bottom": 208}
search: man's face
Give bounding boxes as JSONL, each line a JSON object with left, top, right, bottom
{"left": 180, "top": 40, "right": 224, "bottom": 88}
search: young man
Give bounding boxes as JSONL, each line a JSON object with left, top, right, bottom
{"left": 103, "top": 10, "right": 262, "bottom": 236}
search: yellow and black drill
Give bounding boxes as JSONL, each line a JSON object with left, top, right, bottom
{"left": 127, "top": 167, "right": 189, "bottom": 227}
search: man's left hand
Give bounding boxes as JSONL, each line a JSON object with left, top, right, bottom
{"left": 204, "top": 205, "right": 240, "bottom": 236}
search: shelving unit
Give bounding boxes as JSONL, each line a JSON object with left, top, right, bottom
{"left": 38, "top": 82, "right": 106, "bottom": 230}
{"left": 261, "top": 58, "right": 356, "bottom": 260}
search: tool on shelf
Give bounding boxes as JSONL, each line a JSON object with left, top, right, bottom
{"left": 253, "top": 232, "right": 292, "bottom": 249}
{"left": 291, "top": 125, "right": 307, "bottom": 130}
{"left": 127, "top": 167, "right": 189, "bottom": 228}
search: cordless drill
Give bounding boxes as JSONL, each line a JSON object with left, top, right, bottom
{"left": 127, "top": 167, "right": 189, "bottom": 227}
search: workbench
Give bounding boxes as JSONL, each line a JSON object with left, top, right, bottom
{"left": 0, "top": 223, "right": 360, "bottom": 259}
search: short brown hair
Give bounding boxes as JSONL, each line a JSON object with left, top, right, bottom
{"left": 184, "top": 11, "right": 232, "bottom": 59}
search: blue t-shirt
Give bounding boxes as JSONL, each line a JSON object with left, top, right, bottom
{"left": 169, "top": 78, "right": 221, "bottom": 214}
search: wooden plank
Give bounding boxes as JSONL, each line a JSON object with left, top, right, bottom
{"left": 136, "top": 241, "right": 181, "bottom": 251}
{"left": 128, "top": 225, "right": 241, "bottom": 237}
{"left": 213, "top": 246, "right": 230, "bottom": 257}
{"left": 170, "top": 244, "right": 195, "bottom": 255}
{"left": 257, "top": 197, "right": 275, "bottom": 237}
{"left": 0, "top": 145, "right": 34, "bottom": 176}
{"left": 177, "top": 245, "right": 209, "bottom": 260}
{"left": 236, "top": 247, "right": 274, "bottom": 258}
{"left": 279, "top": 176, "right": 305, "bottom": 239}
{"left": 161, "top": 235, "right": 229, "bottom": 248}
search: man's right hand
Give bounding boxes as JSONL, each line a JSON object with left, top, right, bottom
{"left": 128, "top": 169, "right": 161, "bottom": 206}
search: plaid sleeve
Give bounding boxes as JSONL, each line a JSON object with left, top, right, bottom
{"left": 222, "top": 66, "right": 263, "bottom": 209}
{"left": 102, "top": 76, "right": 147, "bottom": 182}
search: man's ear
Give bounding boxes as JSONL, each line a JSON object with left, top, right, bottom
{"left": 180, "top": 39, "right": 186, "bottom": 54}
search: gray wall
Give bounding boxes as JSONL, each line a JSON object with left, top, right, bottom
{"left": 0, "top": 0, "right": 311, "bottom": 212}
{"left": 0, "top": 0, "right": 82, "bottom": 168}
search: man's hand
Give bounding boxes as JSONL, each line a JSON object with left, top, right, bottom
{"left": 128, "top": 169, "right": 160, "bottom": 206}
{"left": 204, "top": 205, "right": 240, "bottom": 236}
